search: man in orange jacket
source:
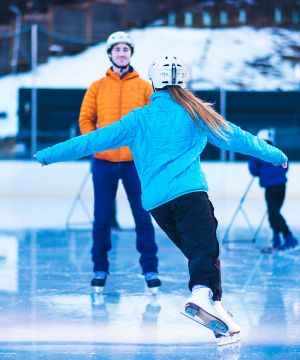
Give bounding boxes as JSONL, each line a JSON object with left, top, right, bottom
{"left": 79, "top": 31, "right": 160, "bottom": 293}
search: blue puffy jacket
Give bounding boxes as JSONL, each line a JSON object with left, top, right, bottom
{"left": 36, "top": 91, "right": 288, "bottom": 210}
{"left": 249, "top": 156, "right": 288, "bottom": 188}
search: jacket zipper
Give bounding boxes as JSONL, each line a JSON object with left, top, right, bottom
{"left": 118, "top": 78, "right": 123, "bottom": 160}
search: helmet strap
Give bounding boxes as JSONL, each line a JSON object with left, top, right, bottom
{"left": 150, "top": 80, "right": 156, "bottom": 92}
{"left": 109, "top": 55, "right": 130, "bottom": 74}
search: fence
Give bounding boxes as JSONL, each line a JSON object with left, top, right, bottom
{"left": 17, "top": 88, "right": 300, "bottom": 161}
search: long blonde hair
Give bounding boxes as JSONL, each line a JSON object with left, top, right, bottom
{"left": 166, "top": 86, "right": 231, "bottom": 139}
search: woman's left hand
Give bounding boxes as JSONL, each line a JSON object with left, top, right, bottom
{"left": 282, "top": 162, "right": 288, "bottom": 169}
{"left": 33, "top": 154, "right": 45, "bottom": 167}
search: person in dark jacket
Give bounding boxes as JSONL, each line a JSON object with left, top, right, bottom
{"left": 249, "top": 129, "right": 298, "bottom": 253}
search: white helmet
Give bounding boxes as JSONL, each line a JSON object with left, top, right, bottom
{"left": 106, "top": 31, "right": 134, "bottom": 53}
{"left": 148, "top": 56, "right": 189, "bottom": 89}
{"left": 257, "top": 128, "right": 275, "bottom": 143}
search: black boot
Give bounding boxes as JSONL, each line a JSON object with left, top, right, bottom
{"left": 91, "top": 274, "right": 107, "bottom": 293}
{"left": 279, "top": 234, "right": 298, "bottom": 251}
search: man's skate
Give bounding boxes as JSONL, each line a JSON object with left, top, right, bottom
{"left": 144, "top": 272, "right": 161, "bottom": 294}
{"left": 261, "top": 233, "right": 281, "bottom": 254}
{"left": 91, "top": 272, "right": 107, "bottom": 294}
{"left": 91, "top": 277, "right": 106, "bottom": 306}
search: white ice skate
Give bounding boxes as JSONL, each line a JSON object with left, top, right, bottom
{"left": 182, "top": 287, "right": 229, "bottom": 335}
{"left": 213, "top": 301, "right": 241, "bottom": 346}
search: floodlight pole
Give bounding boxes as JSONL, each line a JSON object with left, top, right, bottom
{"left": 9, "top": 5, "right": 22, "bottom": 74}
{"left": 31, "top": 24, "right": 38, "bottom": 157}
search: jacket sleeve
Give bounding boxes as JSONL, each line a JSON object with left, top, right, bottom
{"left": 205, "top": 121, "right": 288, "bottom": 166}
{"left": 248, "top": 156, "right": 260, "bottom": 176}
{"left": 145, "top": 82, "right": 153, "bottom": 105}
{"left": 79, "top": 82, "right": 98, "bottom": 134}
{"left": 36, "top": 112, "right": 137, "bottom": 165}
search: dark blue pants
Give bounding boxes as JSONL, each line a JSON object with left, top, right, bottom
{"left": 265, "top": 184, "right": 291, "bottom": 236}
{"left": 150, "top": 191, "right": 222, "bottom": 300}
{"left": 91, "top": 158, "right": 158, "bottom": 274}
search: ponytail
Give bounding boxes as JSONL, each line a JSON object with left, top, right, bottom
{"left": 166, "top": 86, "right": 231, "bottom": 140}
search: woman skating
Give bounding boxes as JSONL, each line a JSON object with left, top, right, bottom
{"left": 35, "top": 56, "right": 288, "bottom": 344}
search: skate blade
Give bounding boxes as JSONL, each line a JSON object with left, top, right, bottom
{"left": 92, "top": 285, "right": 104, "bottom": 294}
{"left": 185, "top": 303, "right": 228, "bottom": 335}
{"left": 144, "top": 284, "right": 160, "bottom": 295}
{"left": 149, "top": 287, "right": 159, "bottom": 295}
{"left": 181, "top": 310, "right": 228, "bottom": 335}
{"left": 217, "top": 332, "right": 241, "bottom": 346}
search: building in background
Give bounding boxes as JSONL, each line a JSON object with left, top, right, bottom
{"left": 1, "top": 0, "right": 299, "bottom": 75}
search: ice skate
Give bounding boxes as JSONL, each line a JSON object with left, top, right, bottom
{"left": 144, "top": 272, "right": 161, "bottom": 294}
{"left": 183, "top": 287, "right": 228, "bottom": 335}
{"left": 213, "top": 301, "right": 241, "bottom": 346}
{"left": 279, "top": 234, "right": 298, "bottom": 252}
{"left": 91, "top": 271, "right": 107, "bottom": 294}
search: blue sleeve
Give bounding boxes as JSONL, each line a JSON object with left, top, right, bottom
{"left": 35, "top": 112, "right": 137, "bottom": 165}
{"left": 204, "top": 121, "right": 288, "bottom": 166}
{"left": 248, "top": 157, "right": 260, "bottom": 176}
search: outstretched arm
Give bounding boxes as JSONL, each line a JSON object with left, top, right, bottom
{"left": 35, "top": 112, "right": 136, "bottom": 165}
{"left": 205, "top": 121, "right": 288, "bottom": 166}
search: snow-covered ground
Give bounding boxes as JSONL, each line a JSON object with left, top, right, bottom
{"left": 0, "top": 26, "right": 299, "bottom": 137}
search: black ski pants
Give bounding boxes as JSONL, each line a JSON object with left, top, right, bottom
{"left": 265, "top": 184, "right": 291, "bottom": 236}
{"left": 150, "top": 191, "right": 222, "bottom": 300}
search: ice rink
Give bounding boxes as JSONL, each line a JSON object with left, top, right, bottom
{"left": 0, "top": 161, "right": 299, "bottom": 359}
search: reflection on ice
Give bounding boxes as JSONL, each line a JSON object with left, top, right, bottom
{"left": 0, "top": 228, "right": 299, "bottom": 359}
{"left": 0, "top": 235, "right": 18, "bottom": 292}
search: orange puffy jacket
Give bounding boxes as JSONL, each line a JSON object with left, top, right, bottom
{"left": 79, "top": 68, "right": 153, "bottom": 162}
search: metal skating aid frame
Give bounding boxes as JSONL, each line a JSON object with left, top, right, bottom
{"left": 65, "top": 170, "right": 93, "bottom": 229}
{"left": 222, "top": 177, "right": 267, "bottom": 245}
